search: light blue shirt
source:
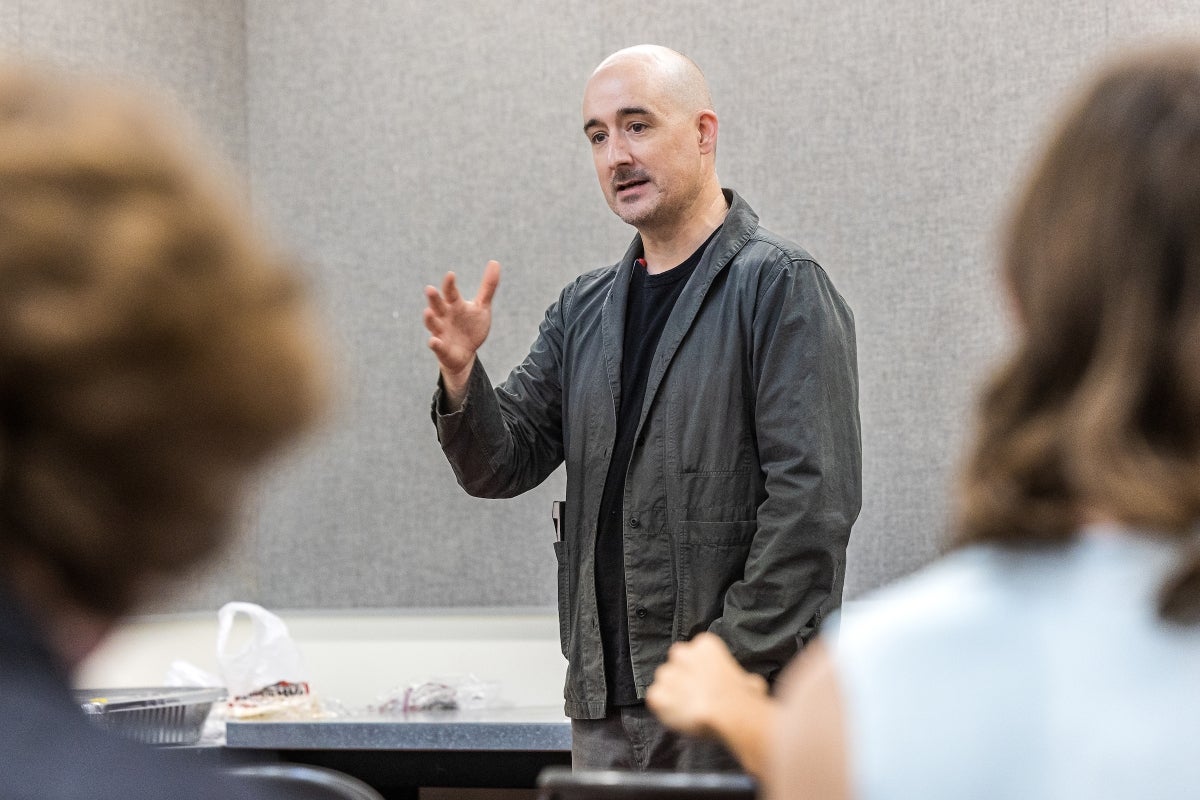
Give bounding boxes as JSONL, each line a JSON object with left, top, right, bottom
{"left": 831, "top": 527, "right": 1200, "bottom": 799}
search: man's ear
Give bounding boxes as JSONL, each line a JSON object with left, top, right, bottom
{"left": 697, "top": 110, "right": 718, "bottom": 155}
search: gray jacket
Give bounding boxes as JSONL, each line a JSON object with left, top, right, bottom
{"left": 433, "top": 190, "right": 861, "bottom": 719}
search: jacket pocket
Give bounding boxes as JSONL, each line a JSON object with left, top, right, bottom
{"left": 673, "top": 520, "right": 756, "bottom": 639}
{"left": 553, "top": 540, "right": 571, "bottom": 658}
{"left": 667, "top": 389, "right": 752, "bottom": 476}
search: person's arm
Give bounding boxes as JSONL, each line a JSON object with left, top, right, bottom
{"left": 709, "top": 256, "right": 861, "bottom": 677}
{"left": 646, "top": 632, "right": 778, "bottom": 776}
{"left": 647, "top": 633, "right": 852, "bottom": 797}
{"left": 768, "top": 639, "right": 850, "bottom": 800}
{"left": 427, "top": 263, "right": 570, "bottom": 499}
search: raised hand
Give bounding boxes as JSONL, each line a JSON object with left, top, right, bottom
{"left": 423, "top": 260, "right": 501, "bottom": 403}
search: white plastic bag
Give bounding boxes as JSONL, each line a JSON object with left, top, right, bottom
{"left": 216, "top": 601, "right": 313, "bottom": 718}
{"left": 164, "top": 659, "right": 223, "bottom": 688}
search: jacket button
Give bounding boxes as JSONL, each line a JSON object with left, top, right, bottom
{"left": 635, "top": 606, "right": 648, "bottom": 618}
{"left": 635, "top": 435, "right": 645, "bottom": 447}
{"left": 629, "top": 517, "right": 640, "bottom": 528}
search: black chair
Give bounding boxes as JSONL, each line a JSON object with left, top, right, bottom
{"left": 226, "top": 764, "right": 385, "bottom": 800}
{"left": 537, "top": 766, "right": 757, "bottom": 799}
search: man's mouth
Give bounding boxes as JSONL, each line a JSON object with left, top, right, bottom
{"left": 614, "top": 177, "right": 650, "bottom": 194}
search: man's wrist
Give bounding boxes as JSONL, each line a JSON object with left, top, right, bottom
{"left": 439, "top": 360, "right": 474, "bottom": 412}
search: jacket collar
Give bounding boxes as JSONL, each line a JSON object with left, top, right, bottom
{"left": 600, "top": 189, "right": 759, "bottom": 425}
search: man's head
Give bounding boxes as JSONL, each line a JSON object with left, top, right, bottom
{"left": 0, "top": 65, "right": 327, "bottom": 640}
{"left": 582, "top": 45, "right": 720, "bottom": 234}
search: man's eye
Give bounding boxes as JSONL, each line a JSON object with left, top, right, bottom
{"left": 590, "top": 132, "right": 608, "bottom": 144}
{"left": 629, "top": 122, "right": 647, "bottom": 133}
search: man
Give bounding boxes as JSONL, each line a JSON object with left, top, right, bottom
{"left": 0, "top": 64, "right": 326, "bottom": 798}
{"left": 426, "top": 45, "right": 860, "bottom": 770}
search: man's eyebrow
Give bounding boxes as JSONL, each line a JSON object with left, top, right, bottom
{"left": 616, "top": 105, "right": 654, "bottom": 119}
{"left": 583, "top": 106, "right": 656, "bottom": 133}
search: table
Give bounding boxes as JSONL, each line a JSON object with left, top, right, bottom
{"left": 224, "top": 706, "right": 572, "bottom": 799}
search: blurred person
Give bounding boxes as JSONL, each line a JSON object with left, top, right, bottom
{"left": 647, "top": 42, "right": 1200, "bottom": 798}
{"left": 0, "top": 63, "right": 327, "bottom": 798}
{"left": 423, "top": 45, "right": 860, "bottom": 770}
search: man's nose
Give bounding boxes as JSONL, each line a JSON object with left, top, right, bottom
{"left": 606, "top": 136, "right": 632, "bottom": 167}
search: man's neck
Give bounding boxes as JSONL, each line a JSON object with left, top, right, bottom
{"left": 639, "top": 186, "right": 729, "bottom": 274}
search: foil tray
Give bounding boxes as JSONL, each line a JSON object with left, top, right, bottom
{"left": 75, "top": 686, "right": 226, "bottom": 745}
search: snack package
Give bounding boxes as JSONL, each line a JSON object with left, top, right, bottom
{"left": 215, "top": 601, "right": 317, "bottom": 719}
{"left": 373, "top": 674, "right": 502, "bottom": 714}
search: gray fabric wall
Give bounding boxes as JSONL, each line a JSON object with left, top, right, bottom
{"left": 4, "top": 2, "right": 1200, "bottom": 611}
{"left": 0, "top": 0, "right": 246, "bottom": 163}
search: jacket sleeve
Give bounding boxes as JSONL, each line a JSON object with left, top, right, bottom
{"left": 430, "top": 287, "right": 570, "bottom": 499}
{"left": 708, "top": 256, "right": 862, "bottom": 679}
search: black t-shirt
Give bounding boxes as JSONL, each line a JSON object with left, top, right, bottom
{"left": 595, "top": 228, "right": 719, "bottom": 706}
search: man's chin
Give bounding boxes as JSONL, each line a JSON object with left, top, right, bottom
{"left": 610, "top": 198, "right": 659, "bottom": 228}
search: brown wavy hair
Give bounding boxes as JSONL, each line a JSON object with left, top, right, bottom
{"left": 956, "top": 44, "right": 1200, "bottom": 622}
{"left": 0, "top": 66, "right": 327, "bottom": 617}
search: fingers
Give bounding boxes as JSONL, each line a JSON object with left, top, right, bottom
{"left": 426, "top": 335, "right": 456, "bottom": 370}
{"left": 423, "top": 307, "right": 444, "bottom": 336}
{"left": 430, "top": 262, "right": 499, "bottom": 308}
{"left": 428, "top": 339, "right": 457, "bottom": 369}
{"left": 659, "top": 634, "right": 711, "bottom": 667}
{"left": 648, "top": 660, "right": 719, "bottom": 737}
{"left": 477, "top": 260, "right": 501, "bottom": 308}
{"left": 646, "top": 667, "right": 696, "bottom": 733}
{"left": 689, "top": 631, "right": 732, "bottom": 660}
{"left": 424, "top": 284, "right": 448, "bottom": 316}
{"left": 441, "top": 271, "right": 461, "bottom": 304}
{"left": 644, "top": 681, "right": 669, "bottom": 716}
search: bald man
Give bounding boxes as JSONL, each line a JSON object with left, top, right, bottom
{"left": 426, "top": 45, "right": 861, "bottom": 771}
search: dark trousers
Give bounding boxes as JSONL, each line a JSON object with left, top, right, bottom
{"left": 571, "top": 705, "right": 743, "bottom": 772}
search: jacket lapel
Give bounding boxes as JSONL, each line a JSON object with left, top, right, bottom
{"left": 637, "top": 190, "right": 759, "bottom": 425}
{"left": 601, "top": 235, "right": 644, "bottom": 418}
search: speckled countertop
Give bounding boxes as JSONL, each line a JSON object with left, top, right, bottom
{"left": 225, "top": 706, "right": 571, "bottom": 751}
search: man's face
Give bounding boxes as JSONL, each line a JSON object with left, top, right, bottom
{"left": 582, "top": 60, "right": 706, "bottom": 231}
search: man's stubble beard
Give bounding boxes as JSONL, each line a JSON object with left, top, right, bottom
{"left": 612, "top": 179, "right": 699, "bottom": 232}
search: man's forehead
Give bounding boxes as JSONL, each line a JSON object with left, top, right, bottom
{"left": 582, "top": 64, "right": 669, "bottom": 121}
